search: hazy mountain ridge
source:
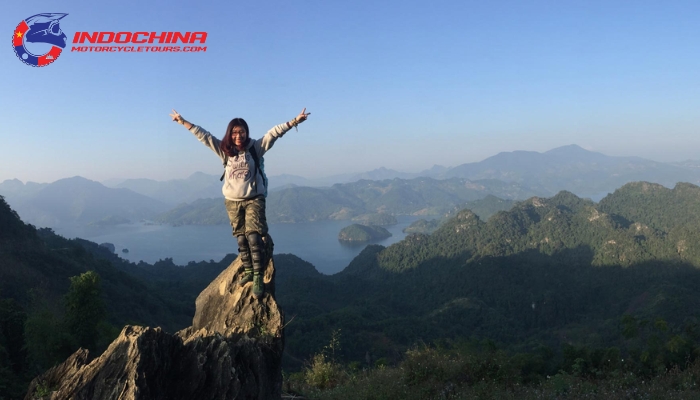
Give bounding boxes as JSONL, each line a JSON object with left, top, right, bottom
{"left": 267, "top": 145, "right": 700, "bottom": 195}
{"left": 108, "top": 172, "right": 223, "bottom": 206}
{"left": 267, "top": 166, "right": 445, "bottom": 188}
{"left": 4, "top": 144, "right": 700, "bottom": 230}
{"left": 3, "top": 176, "right": 167, "bottom": 229}
{"left": 154, "top": 177, "right": 548, "bottom": 225}
{"left": 444, "top": 144, "right": 700, "bottom": 196}
{"left": 0, "top": 179, "right": 48, "bottom": 200}
{"left": 104, "top": 166, "right": 442, "bottom": 199}
{"left": 670, "top": 159, "right": 700, "bottom": 170}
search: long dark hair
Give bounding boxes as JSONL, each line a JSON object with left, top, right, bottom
{"left": 220, "top": 118, "right": 250, "bottom": 157}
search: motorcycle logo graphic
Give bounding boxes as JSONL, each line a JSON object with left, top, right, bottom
{"left": 12, "top": 13, "right": 68, "bottom": 67}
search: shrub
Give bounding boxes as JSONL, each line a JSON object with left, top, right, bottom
{"left": 305, "top": 353, "right": 346, "bottom": 390}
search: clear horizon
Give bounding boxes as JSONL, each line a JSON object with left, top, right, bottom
{"left": 3, "top": 1, "right": 699, "bottom": 183}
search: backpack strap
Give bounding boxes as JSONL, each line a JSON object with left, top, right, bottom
{"left": 249, "top": 146, "right": 261, "bottom": 182}
{"left": 219, "top": 154, "right": 228, "bottom": 182}
{"left": 248, "top": 146, "right": 262, "bottom": 192}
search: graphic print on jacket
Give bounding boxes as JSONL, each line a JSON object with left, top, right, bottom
{"left": 228, "top": 153, "right": 252, "bottom": 183}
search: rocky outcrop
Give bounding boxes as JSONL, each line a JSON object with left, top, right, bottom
{"left": 26, "top": 236, "right": 284, "bottom": 400}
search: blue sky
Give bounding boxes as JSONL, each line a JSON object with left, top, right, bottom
{"left": 2, "top": 0, "right": 699, "bottom": 183}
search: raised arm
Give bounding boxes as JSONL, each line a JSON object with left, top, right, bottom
{"left": 170, "top": 109, "right": 194, "bottom": 130}
{"left": 169, "top": 109, "right": 225, "bottom": 160}
{"left": 285, "top": 107, "right": 311, "bottom": 130}
{"left": 258, "top": 108, "right": 312, "bottom": 155}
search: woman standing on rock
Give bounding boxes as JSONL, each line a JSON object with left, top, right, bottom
{"left": 169, "top": 108, "right": 310, "bottom": 298}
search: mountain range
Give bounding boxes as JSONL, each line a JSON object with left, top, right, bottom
{"left": 101, "top": 145, "right": 700, "bottom": 201}
{"left": 3, "top": 145, "right": 700, "bottom": 229}
{"left": 444, "top": 145, "right": 700, "bottom": 197}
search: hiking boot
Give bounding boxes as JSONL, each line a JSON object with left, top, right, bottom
{"left": 237, "top": 235, "right": 254, "bottom": 286}
{"left": 239, "top": 268, "right": 253, "bottom": 286}
{"left": 252, "top": 273, "right": 264, "bottom": 299}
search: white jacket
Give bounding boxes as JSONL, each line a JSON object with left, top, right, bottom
{"left": 189, "top": 123, "right": 291, "bottom": 201}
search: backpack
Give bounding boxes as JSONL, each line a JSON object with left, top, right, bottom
{"left": 220, "top": 146, "right": 268, "bottom": 196}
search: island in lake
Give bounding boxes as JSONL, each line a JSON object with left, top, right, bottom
{"left": 338, "top": 224, "right": 392, "bottom": 242}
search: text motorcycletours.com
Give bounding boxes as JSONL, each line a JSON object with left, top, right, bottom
{"left": 71, "top": 31, "right": 207, "bottom": 53}
{"left": 72, "top": 46, "right": 206, "bottom": 52}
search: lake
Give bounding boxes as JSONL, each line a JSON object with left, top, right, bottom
{"left": 55, "top": 216, "right": 425, "bottom": 275}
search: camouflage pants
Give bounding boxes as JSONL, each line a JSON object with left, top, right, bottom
{"left": 225, "top": 197, "right": 268, "bottom": 237}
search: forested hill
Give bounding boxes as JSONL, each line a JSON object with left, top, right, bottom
{"left": 598, "top": 181, "right": 700, "bottom": 233}
{"left": 0, "top": 196, "right": 194, "bottom": 332}
{"left": 377, "top": 181, "right": 700, "bottom": 272}
{"left": 0, "top": 195, "right": 233, "bottom": 398}
{"left": 277, "top": 181, "right": 700, "bottom": 367}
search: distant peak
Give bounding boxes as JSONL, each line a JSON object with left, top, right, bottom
{"left": 188, "top": 171, "right": 215, "bottom": 179}
{"left": 367, "top": 167, "right": 395, "bottom": 173}
{"left": 57, "top": 176, "right": 94, "bottom": 183}
{"left": 544, "top": 144, "right": 591, "bottom": 154}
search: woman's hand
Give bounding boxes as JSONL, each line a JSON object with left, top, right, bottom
{"left": 170, "top": 109, "right": 193, "bottom": 129}
{"left": 170, "top": 109, "right": 183, "bottom": 123}
{"left": 293, "top": 108, "right": 310, "bottom": 124}
{"left": 170, "top": 109, "right": 184, "bottom": 124}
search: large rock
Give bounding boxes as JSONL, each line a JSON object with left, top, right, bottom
{"left": 26, "top": 236, "right": 284, "bottom": 400}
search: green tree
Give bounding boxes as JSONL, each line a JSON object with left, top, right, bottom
{"left": 63, "top": 271, "right": 106, "bottom": 353}
{"left": 24, "top": 305, "right": 73, "bottom": 373}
